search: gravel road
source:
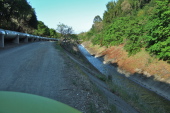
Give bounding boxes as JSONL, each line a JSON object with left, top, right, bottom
{"left": 0, "top": 42, "right": 66, "bottom": 99}
{"left": 0, "top": 42, "right": 112, "bottom": 112}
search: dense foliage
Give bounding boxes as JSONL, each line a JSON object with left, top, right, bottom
{"left": 0, "top": 0, "right": 38, "bottom": 33}
{"left": 56, "top": 23, "right": 75, "bottom": 41}
{"left": 34, "top": 21, "right": 58, "bottom": 38}
{"left": 79, "top": 0, "right": 170, "bottom": 62}
{"left": 56, "top": 23, "right": 73, "bottom": 37}
{"left": 0, "top": 0, "right": 59, "bottom": 38}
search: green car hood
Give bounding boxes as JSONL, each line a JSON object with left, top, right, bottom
{"left": 0, "top": 91, "right": 81, "bottom": 113}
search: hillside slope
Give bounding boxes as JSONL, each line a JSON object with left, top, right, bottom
{"left": 78, "top": 0, "right": 170, "bottom": 84}
{"left": 78, "top": 0, "right": 170, "bottom": 61}
{"left": 82, "top": 41, "right": 170, "bottom": 84}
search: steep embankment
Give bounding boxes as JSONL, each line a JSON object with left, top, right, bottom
{"left": 82, "top": 41, "right": 170, "bottom": 100}
{"left": 82, "top": 41, "right": 170, "bottom": 83}
{"left": 61, "top": 40, "right": 170, "bottom": 113}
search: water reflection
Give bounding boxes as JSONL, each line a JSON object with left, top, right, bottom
{"left": 78, "top": 44, "right": 119, "bottom": 77}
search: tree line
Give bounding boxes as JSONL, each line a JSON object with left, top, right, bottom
{"left": 0, "top": 0, "right": 38, "bottom": 33}
{"left": 0, "top": 0, "right": 75, "bottom": 39}
{"left": 78, "top": 0, "right": 170, "bottom": 62}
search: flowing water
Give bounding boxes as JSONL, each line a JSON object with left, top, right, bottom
{"left": 78, "top": 44, "right": 121, "bottom": 77}
{"left": 78, "top": 45, "right": 170, "bottom": 103}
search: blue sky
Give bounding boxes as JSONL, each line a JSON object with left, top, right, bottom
{"left": 28, "top": 0, "right": 114, "bottom": 34}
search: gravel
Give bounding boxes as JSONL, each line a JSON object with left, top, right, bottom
{"left": 0, "top": 42, "right": 111, "bottom": 113}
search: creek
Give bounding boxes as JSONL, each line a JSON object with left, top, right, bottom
{"left": 78, "top": 44, "right": 170, "bottom": 105}
{"left": 78, "top": 44, "right": 121, "bottom": 77}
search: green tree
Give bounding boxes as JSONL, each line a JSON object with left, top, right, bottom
{"left": 147, "top": 0, "right": 170, "bottom": 61}
{"left": 49, "top": 28, "right": 59, "bottom": 38}
{"left": 103, "top": 1, "right": 117, "bottom": 24}
{"left": 93, "top": 15, "right": 102, "bottom": 23}
{"left": 79, "top": 0, "right": 170, "bottom": 62}
{"left": 0, "top": 0, "right": 38, "bottom": 33}
{"left": 56, "top": 23, "right": 73, "bottom": 38}
{"left": 35, "top": 21, "right": 50, "bottom": 37}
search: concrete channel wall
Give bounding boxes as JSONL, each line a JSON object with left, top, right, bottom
{"left": 0, "top": 29, "right": 58, "bottom": 48}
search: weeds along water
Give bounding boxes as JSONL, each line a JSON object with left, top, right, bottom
{"left": 107, "top": 73, "right": 170, "bottom": 113}
{"left": 78, "top": 44, "right": 170, "bottom": 113}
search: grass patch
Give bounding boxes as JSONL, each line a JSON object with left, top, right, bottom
{"left": 88, "top": 102, "right": 97, "bottom": 113}
{"left": 55, "top": 42, "right": 63, "bottom": 51}
{"left": 110, "top": 105, "right": 122, "bottom": 113}
{"left": 94, "top": 74, "right": 107, "bottom": 82}
{"left": 106, "top": 74, "right": 170, "bottom": 113}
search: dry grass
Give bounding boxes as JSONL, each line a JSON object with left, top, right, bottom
{"left": 82, "top": 41, "right": 170, "bottom": 84}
